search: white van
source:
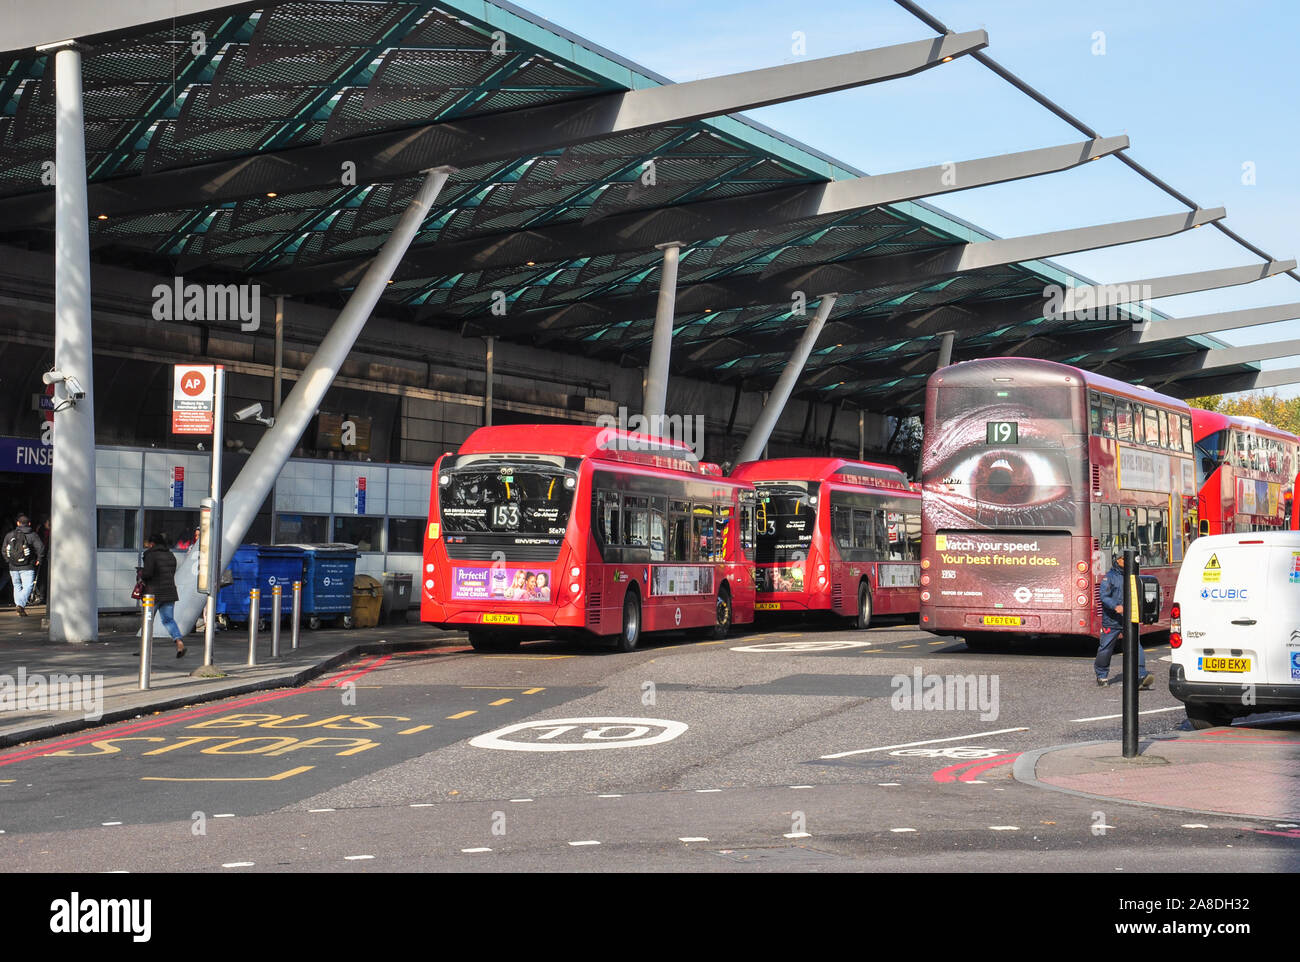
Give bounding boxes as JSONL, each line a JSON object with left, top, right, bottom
{"left": 1171, "top": 532, "right": 1300, "bottom": 728}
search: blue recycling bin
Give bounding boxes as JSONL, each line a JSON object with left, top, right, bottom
{"left": 215, "top": 544, "right": 305, "bottom": 626}
{"left": 287, "top": 543, "right": 360, "bottom": 629}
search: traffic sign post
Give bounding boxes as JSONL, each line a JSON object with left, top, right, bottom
{"left": 184, "top": 364, "right": 225, "bottom": 671}
{"left": 1122, "top": 547, "right": 1139, "bottom": 758}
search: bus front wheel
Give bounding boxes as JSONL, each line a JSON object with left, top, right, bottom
{"left": 709, "top": 585, "right": 732, "bottom": 640}
{"left": 616, "top": 589, "right": 641, "bottom": 652}
{"left": 855, "top": 582, "right": 872, "bottom": 630}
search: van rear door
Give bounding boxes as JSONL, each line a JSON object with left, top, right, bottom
{"left": 1265, "top": 544, "right": 1300, "bottom": 686}
{"left": 1180, "top": 543, "right": 1267, "bottom": 687}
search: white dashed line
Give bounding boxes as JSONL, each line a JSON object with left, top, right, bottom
{"left": 823, "top": 728, "right": 1029, "bottom": 759}
{"left": 784, "top": 832, "right": 811, "bottom": 839}
{"left": 344, "top": 855, "right": 375, "bottom": 861}
{"left": 102, "top": 821, "right": 122, "bottom": 826}
{"left": 308, "top": 808, "right": 335, "bottom": 813}
{"left": 890, "top": 828, "right": 917, "bottom": 833}
{"left": 510, "top": 798, "right": 533, "bottom": 803}
{"left": 568, "top": 840, "right": 601, "bottom": 847}
{"left": 989, "top": 826, "right": 1019, "bottom": 831}
{"left": 678, "top": 837, "right": 709, "bottom": 843}
{"left": 1182, "top": 824, "right": 1209, "bottom": 829}
{"left": 410, "top": 803, "right": 434, "bottom": 808}
{"left": 214, "top": 813, "right": 235, "bottom": 818}
{"left": 222, "top": 862, "right": 255, "bottom": 868}
{"left": 461, "top": 847, "right": 492, "bottom": 853}
{"left": 877, "top": 782, "right": 901, "bottom": 787}
{"left": 1070, "top": 706, "right": 1184, "bottom": 722}
{"left": 597, "top": 794, "right": 622, "bottom": 798}
{"left": 1275, "top": 823, "right": 1299, "bottom": 828}
{"left": 964, "top": 780, "right": 988, "bottom": 785}
{"left": 789, "top": 785, "right": 814, "bottom": 790}
{"left": 695, "top": 789, "right": 722, "bottom": 793}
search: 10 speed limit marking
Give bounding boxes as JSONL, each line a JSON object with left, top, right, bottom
{"left": 469, "top": 717, "right": 688, "bottom": 752}
{"left": 730, "top": 640, "right": 872, "bottom": 653}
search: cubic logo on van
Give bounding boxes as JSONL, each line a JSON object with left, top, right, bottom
{"left": 1199, "top": 586, "right": 1249, "bottom": 602}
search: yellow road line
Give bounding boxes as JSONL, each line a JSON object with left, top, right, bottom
{"left": 489, "top": 698, "right": 513, "bottom": 706}
{"left": 522, "top": 687, "right": 544, "bottom": 695}
{"left": 446, "top": 711, "right": 476, "bottom": 720}
{"left": 463, "top": 686, "right": 547, "bottom": 692}
{"left": 398, "top": 724, "right": 433, "bottom": 735}
{"left": 142, "top": 766, "right": 314, "bottom": 783}
{"left": 485, "top": 655, "right": 574, "bottom": 660}
{"left": 929, "top": 641, "right": 945, "bottom": 645}
{"left": 698, "top": 640, "right": 728, "bottom": 646}
{"left": 899, "top": 644, "right": 918, "bottom": 649}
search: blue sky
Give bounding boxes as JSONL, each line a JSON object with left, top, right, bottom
{"left": 518, "top": 0, "right": 1300, "bottom": 394}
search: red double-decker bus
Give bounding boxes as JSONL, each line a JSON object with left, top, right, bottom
{"left": 730, "top": 458, "right": 920, "bottom": 626}
{"left": 919, "top": 357, "right": 1195, "bottom": 648}
{"left": 421, "top": 424, "right": 756, "bottom": 651}
{"left": 1192, "top": 409, "right": 1299, "bottom": 535}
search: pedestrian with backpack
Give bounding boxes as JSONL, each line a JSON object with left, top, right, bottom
{"left": 140, "top": 533, "right": 186, "bottom": 658}
{"left": 4, "top": 515, "right": 44, "bottom": 616}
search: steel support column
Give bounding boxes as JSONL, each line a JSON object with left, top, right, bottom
{"left": 736, "top": 294, "right": 839, "bottom": 465}
{"left": 936, "top": 331, "right": 955, "bottom": 368}
{"left": 172, "top": 166, "right": 454, "bottom": 633}
{"left": 484, "top": 335, "right": 494, "bottom": 427}
{"left": 43, "top": 41, "right": 97, "bottom": 643}
{"left": 642, "top": 241, "right": 682, "bottom": 430}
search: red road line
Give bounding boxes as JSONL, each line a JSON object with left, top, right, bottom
{"left": 0, "top": 658, "right": 374, "bottom": 767}
{"left": 932, "top": 753, "right": 1021, "bottom": 783}
{"left": 310, "top": 654, "right": 391, "bottom": 688}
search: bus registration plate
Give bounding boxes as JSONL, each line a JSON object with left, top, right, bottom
{"left": 754, "top": 602, "right": 781, "bottom": 611}
{"left": 981, "top": 615, "right": 1021, "bottom": 626}
{"left": 481, "top": 613, "right": 520, "bottom": 625}
{"left": 1200, "top": 657, "right": 1250, "bottom": 673}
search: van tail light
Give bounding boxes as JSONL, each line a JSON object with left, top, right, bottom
{"left": 1170, "top": 601, "right": 1181, "bottom": 649}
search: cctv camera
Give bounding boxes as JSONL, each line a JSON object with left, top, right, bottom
{"left": 234, "top": 402, "right": 263, "bottom": 422}
{"left": 64, "top": 375, "right": 86, "bottom": 400}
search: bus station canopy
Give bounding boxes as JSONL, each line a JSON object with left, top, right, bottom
{"left": 0, "top": 0, "right": 1274, "bottom": 415}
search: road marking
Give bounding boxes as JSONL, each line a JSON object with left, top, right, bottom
{"left": 471, "top": 717, "right": 687, "bottom": 752}
{"left": 1182, "top": 824, "right": 1209, "bottom": 829}
{"left": 0, "top": 779, "right": 13, "bottom": 783}
{"left": 485, "top": 655, "right": 574, "bottom": 660}
{"left": 964, "top": 780, "right": 987, "bottom": 785}
{"left": 1070, "top": 706, "right": 1184, "bottom": 722}
{"left": 410, "top": 803, "right": 434, "bottom": 808}
{"left": 398, "top": 725, "right": 433, "bottom": 735}
{"left": 509, "top": 798, "right": 533, "bottom": 803}
{"left": 461, "top": 847, "right": 492, "bottom": 853}
{"left": 679, "top": 837, "right": 709, "bottom": 842}
{"left": 695, "top": 789, "right": 722, "bottom": 793}
{"left": 733, "top": 640, "right": 871, "bottom": 653}
{"left": 822, "top": 727, "right": 1029, "bottom": 759}
{"left": 222, "top": 862, "right": 254, "bottom": 868}
{"left": 344, "top": 855, "right": 375, "bottom": 861}
{"left": 102, "top": 821, "right": 122, "bottom": 826}
{"left": 933, "top": 753, "right": 1021, "bottom": 783}
{"left": 890, "top": 828, "right": 916, "bottom": 833}
{"left": 309, "top": 808, "right": 335, "bottom": 813}
{"left": 784, "top": 831, "right": 811, "bottom": 839}
{"left": 789, "top": 785, "right": 813, "bottom": 790}
{"left": 214, "top": 813, "right": 235, "bottom": 818}
{"left": 461, "top": 686, "right": 546, "bottom": 693}
{"left": 568, "top": 840, "right": 600, "bottom": 846}
{"left": 877, "top": 782, "right": 901, "bottom": 787}
{"left": 989, "top": 826, "right": 1019, "bottom": 831}
{"left": 597, "top": 794, "right": 622, "bottom": 798}
{"left": 1277, "top": 823, "right": 1300, "bottom": 828}
{"left": 929, "top": 641, "right": 945, "bottom": 645}
{"left": 698, "top": 640, "right": 728, "bottom": 646}
{"left": 142, "top": 765, "right": 314, "bottom": 783}
{"left": 899, "top": 644, "right": 918, "bottom": 649}
{"left": 489, "top": 698, "right": 513, "bottom": 706}
{"left": 446, "top": 711, "right": 477, "bottom": 720}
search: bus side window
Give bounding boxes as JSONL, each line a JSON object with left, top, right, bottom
{"left": 874, "top": 509, "right": 889, "bottom": 559}
{"left": 1101, "top": 396, "right": 1116, "bottom": 438}
{"left": 669, "top": 513, "right": 689, "bottom": 562}
{"left": 1182, "top": 417, "right": 1193, "bottom": 453}
{"left": 831, "top": 497, "right": 851, "bottom": 549}
{"left": 713, "top": 504, "right": 732, "bottom": 563}
{"left": 692, "top": 505, "right": 713, "bottom": 562}
{"left": 649, "top": 498, "right": 666, "bottom": 563}
{"left": 623, "top": 496, "right": 649, "bottom": 548}
{"left": 1118, "top": 404, "right": 1133, "bottom": 443}
{"left": 906, "top": 513, "right": 922, "bottom": 560}
{"left": 1089, "top": 393, "right": 1102, "bottom": 435}
{"left": 598, "top": 490, "right": 620, "bottom": 546}
{"left": 851, "top": 510, "right": 871, "bottom": 554}
{"left": 738, "top": 501, "right": 755, "bottom": 561}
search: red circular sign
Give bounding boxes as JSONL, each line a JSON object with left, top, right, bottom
{"left": 180, "top": 371, "right": 207, "bottom": 397}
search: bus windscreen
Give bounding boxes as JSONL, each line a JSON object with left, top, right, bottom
{"left": 755, "top": 482, "right": 818, "bottom": 563}
{"left": 440, "top": 466, "right": 576, "bottom": 536}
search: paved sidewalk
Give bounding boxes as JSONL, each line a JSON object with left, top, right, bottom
{"left": 0, "top": 605, "right": 467, "bottom": 748}
{"left": 1016, "top": 724, "right": 1300, "bottom": 823}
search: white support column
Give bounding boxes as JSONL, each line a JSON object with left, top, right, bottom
{"left": 642, "top": 241, "right": 682, "bottom": 432}
{"left": 736, "top": 294, "right": 839, "bottom": 465}
{"left": 172, "top": 166, "right": 454, "bottom": 633}
{"left": 936, "top": 331, "right": 956, "bottom": 368}
{"left": 484, "top": 335, "right": 494, "bottom": 426}
{"left": 43, "top": 41, "right": 97, "bottom": 643}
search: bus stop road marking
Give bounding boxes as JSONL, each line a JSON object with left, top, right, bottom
{"left": 489, "top": 698, "right": 513, "bottom": 706}
{"left": 821, "top": 727, "right": 1030, "bottom": 759}
{"left": 447, "top": 711, "right": 476, "bottom": 720}
{"left": 141, "top": 765, "right": 314, "bottom": 783}
{"left": 398, "top": 725, "right": 433, "bottom": 735}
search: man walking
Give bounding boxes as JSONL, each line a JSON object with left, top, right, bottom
{"left": 1097, "top": 552, "right": 1153, "bottom": 688}
{"left": 4, "top": 514, "right": 44, "bottom": 616}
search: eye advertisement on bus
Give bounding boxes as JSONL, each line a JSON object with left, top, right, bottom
{"left": 452, "top": 566, "right": 554, "bottom": 602}
{"left": 931, "top": 532, "right": 1073, "bottom": 608}
{"left": 922, "top": 385, "right": 1087, "bottom": 532}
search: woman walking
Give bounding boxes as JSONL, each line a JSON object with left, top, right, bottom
{"left": 140, "top": 533, "right": 187, "bottom": 658}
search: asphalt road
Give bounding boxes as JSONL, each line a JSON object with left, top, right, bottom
{"left": 3, "top": 617, "right": 1298, "bottom": 872}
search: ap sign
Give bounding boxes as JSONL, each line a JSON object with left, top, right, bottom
{"left": 172, "top": 364, "right": 215, "bottom": 435}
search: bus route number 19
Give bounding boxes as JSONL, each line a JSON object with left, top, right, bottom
{"left": 986, "top": 421, "right": 1018, "bottom": 445}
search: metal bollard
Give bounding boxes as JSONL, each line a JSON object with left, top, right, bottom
{"left": 139, "top": 594, "right": 155, "bottom": 691}
{"left": 247, "top": 588, "right": 260, "bottom": 666}
{"left": 291, "top": 580, "right": 302, "bottom": 650}
{"left": 271, "top": 584, "right": 282, "bottom": 658}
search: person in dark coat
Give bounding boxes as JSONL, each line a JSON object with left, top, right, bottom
{"left": 1096, "top": 553, "right": 1151, "bottom": 688}
{"left": 140, "top": 533, "right": 186, "bottom": 657}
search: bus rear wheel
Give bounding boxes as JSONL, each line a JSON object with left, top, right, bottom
{"left": 467, "top": 629, "right": 520, "bottom": 652}
{"left": 964, "top": 633, "right": 1008, "bottom": 653}
{"left": 855, "top": 582, "right": 872, "bottom": 630}
{"left": 615, "top": 589, "right": 641, "bottom": 652}
{"left": 709, "top": 585, "right": 732, "bottom": 640}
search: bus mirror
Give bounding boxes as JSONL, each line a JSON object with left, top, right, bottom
{"left": 1199, "top": 519, "right": 1209, "bottom": 536}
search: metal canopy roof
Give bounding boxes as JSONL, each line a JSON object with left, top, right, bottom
{"left": 0, "top": 0, "right": 1270, "bottom": 414}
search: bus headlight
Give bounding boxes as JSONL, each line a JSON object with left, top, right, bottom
{"left": 570, "top": 583, "right": 581, "bottom": 594}
{"left": 570, "top": 566, "right": 580, "bottom": 577}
